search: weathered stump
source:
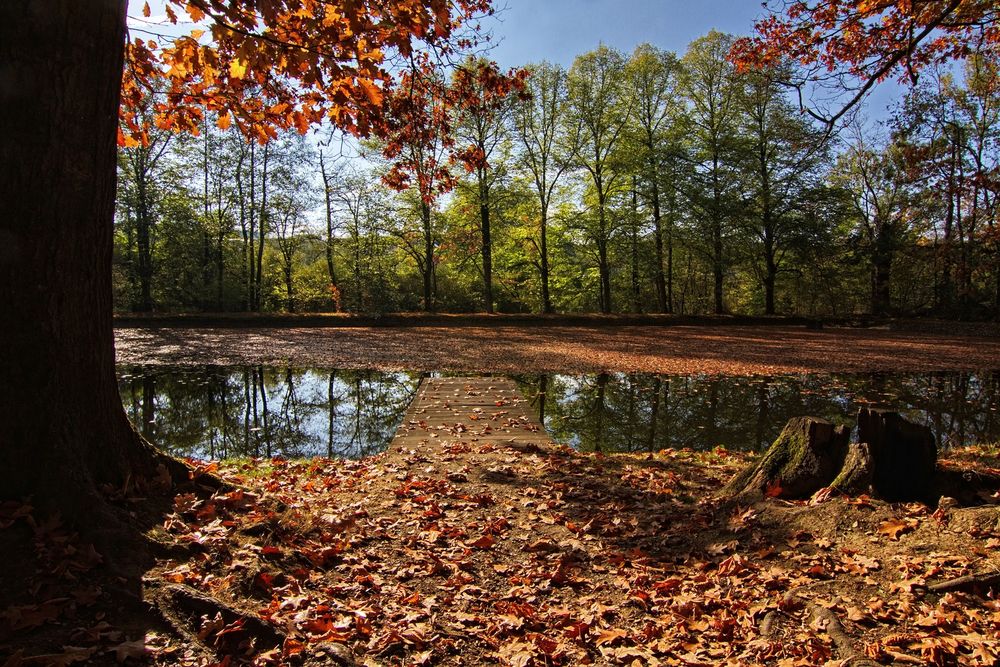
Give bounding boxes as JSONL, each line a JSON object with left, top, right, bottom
{"left": 828, "top": 442, "right": 874, "bottom": 495}
{"left": 724, "top": 409, "right": 938, "bottom": 503}
{"left": 857, "top": 407, "right": 936, "bottom": 502}
{"left": 722, "top": 417, "right": 850, "bottom": 500}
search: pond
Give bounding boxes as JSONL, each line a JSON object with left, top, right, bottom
{"left": 117, "top": 366, "right": 1000, "bottom": 460}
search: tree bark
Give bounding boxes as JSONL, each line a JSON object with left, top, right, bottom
{"left": 0, "top": 0, "right": 182, "bottom": 517}
{"left": 857, "top": 407, "right": 936, "bottom": 502}
{"left": 540, "top": 209, "right": 553, "bottom": 314}
{"left": 722, "top": 417, "right": 850, "bottom": 501}
{"left": 479, "top": 174, "right": 494, "bottom": 313}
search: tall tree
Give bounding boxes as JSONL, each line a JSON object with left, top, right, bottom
{"left": 452, "top": 59, "right": 524, "bottom": 313}
{"left": 833, "top": 130, "right": 912, "bottom": 316}
{"left": 735, "top": 62, "right": 829, "bottom": 314}
{"left": 566, "top": 45, "right": 632, "bottom": 313}
{"left": 624, "top": 44, "right": 681, "bottom": 313}
{"left": 382, "top": 65, "right": 458, "bottom": 311}
{"left": 117, "top": 95, "right": 173, "bottom": 312}
{"left": 514, "top": 62, "right": 573, "bottom": 313}
{"left": 681, "top": 31, "right": 741, "bottom": 314}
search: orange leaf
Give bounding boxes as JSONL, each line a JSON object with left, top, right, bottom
{"left": 878, "top": 518, "right": 917, "bottom": 541}
{"left": 594, "top": 628, "right": 627, "bottom": 647}
{"left": 142, "top": 2, "right": 151, "bottom": 18}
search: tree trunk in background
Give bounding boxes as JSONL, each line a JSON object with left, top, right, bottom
{"left": 597, "top": 188, "right": 612, "bottom": 314}
{"left": 421, "top": 200, "right": 434, "bottom": 311}
{"left": 540, "top": 209, "right": 553, "bottom": 313}
{"left": 0, "top": 0, "right": 181, "bottom": 518}
{"left": 630, "top": 180, "right": 641, "bottom": 313}
{"left": 319, "top": 151, "right": 339, "bottom": 311}
{"left": 650, "top": 180, "right": 668, "bottom": 313}
{"left": 480, "top": 178, "right": 494, "bottom": 313}
{"left": 871, "top": 231, "right": 893, "bottom": 316}
{"left": 135, "top": 175, "right": 154, "bottom": 311}
{"left": 254, "top": 145, "right": 270, "bottom": 311}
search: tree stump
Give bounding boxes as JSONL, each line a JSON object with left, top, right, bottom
{"left": 724, "top": 410, "right": 938, "bottom": 503}
{"left": 828, "top": 442, "right": 874, "bottom": 495}
{"left": 857, "top": 407, "right": 936, "bottom": 502}
{"left": 722, "top": 417, "right": 850, "bottom": 500}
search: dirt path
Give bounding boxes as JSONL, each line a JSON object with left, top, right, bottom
{"left": 115, "top": 325, "right": 1000, "bottom": 375}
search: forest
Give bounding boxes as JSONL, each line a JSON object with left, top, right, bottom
{"left": 114, "top": 34, "right": 1000, "bottom": 319}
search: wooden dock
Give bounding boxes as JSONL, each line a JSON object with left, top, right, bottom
{"left": 392, "top": 376, "right": 554, "bottom": 449}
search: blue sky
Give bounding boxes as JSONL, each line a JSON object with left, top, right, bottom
{"left": 484, "top": 0, "right": 766, "bottom": 68}
{"left": 481, "top": 0, "right": 900, "bottom": 120}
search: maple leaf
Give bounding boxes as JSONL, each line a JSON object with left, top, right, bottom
{"left": 498, "top": 640, "right": 535, "bottom": 667}
{"left": 878, "top": 518, "right": 918, "bottom": 541}
{"left": 594, "top": 627, "right": 628, "bottom": 647}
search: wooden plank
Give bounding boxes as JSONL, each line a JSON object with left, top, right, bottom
{"left": 392, "top": 376, "right": 553, "bottom": 449}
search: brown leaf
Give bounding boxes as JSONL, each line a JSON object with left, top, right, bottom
{"left": 594, "top": 628, "right": 627, "bottom": 647}
{"left": 878, "top": 518, "right": 917, "bottom": 541}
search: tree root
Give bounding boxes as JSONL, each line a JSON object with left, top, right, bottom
{"left": 150, "top": 583, "right": 284, "bottom": 656}
{"left": 913, "top": 571, "right": 1000, "bottom": 596}
{"left": 759, "top": 592, "right": 881, "bottom": 666}
{"left": 804, "top": 601, "right": 880, "bottom": 667}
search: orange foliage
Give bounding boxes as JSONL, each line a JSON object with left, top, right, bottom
{"left": 731, "top": 1, "right": 1000, "bottom": 122}
{"left": 121, "top": 0, "right": 496, "bottom": 145}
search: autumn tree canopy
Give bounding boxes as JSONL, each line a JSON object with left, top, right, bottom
{"left": 732, "top": 1, "right": 1000, "bottom": 125}
{"left": 122, "top": 0, "right": 496, "bottom": 144}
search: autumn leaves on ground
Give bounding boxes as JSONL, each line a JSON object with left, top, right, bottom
{"left": 6, "top": 433, "right": 1000, "bottom": 665}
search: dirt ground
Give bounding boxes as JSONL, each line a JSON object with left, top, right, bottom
{"left": 115, "top": 324, "right": 1000, "bottom": 374}
{"left": 7, "top": 434, "right": 997, "bottom": 665}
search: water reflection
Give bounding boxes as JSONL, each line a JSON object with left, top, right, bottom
{"left": 515, "top": 372, "right": 1000, "bottom": 453}
{"left": 119, "top": 367, "right": 420, "bottom": 459}
{"left": 118, "top": 367, "right": 1000, "bottom": 459}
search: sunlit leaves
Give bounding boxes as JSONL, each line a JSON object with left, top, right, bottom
{"left": 731, "top": 1, "right": 1000, "bottom": 123}
{"left": 121, "top": 0, "right": 497, "bottom": 145}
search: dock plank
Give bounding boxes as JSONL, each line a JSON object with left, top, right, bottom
{"left": 392, "top": 376, "right": 553, "bottom": 449}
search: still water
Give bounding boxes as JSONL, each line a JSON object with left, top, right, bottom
{"left": 117, "top": 367, "right": 1000, "bottom": 460}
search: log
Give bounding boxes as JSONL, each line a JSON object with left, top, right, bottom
{"left": 722, "top": 417, "right": 850, "bottom": 500}
{"left": 857, "top": 408, "right": 936, "bottom": 502}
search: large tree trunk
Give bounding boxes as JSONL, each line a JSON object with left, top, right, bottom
{"left": 0, "top": 0, "right": 180, "bottom": 519}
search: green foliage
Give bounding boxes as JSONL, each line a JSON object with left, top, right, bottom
{"left": 112, "top": 36, "right": 1000, "bottom": 319}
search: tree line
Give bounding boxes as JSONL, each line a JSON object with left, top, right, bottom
{"left": 114, "top": 32, "right": 1000, "bottom": 319}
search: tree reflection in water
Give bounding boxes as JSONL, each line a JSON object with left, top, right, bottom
{"left": 119, "top": 367, "right": 999, "bottom": 458}
{"left": 517, "top": 371, "right": 1000, "bottom": 453}
{"left": 119, "top": 366, "right": 420, "bottom": 459}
